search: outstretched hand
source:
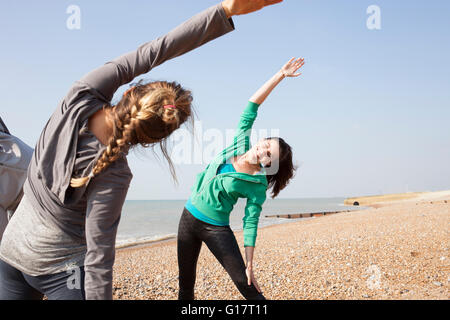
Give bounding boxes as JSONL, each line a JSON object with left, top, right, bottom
{"left": 246, "top": 267, "right": 262, "bottom": 293}
{"left": 222, "top": 0, "right": 283, "bottom": 18}
{"left": 281, "top": 57, "right": 305, "bottom": 77}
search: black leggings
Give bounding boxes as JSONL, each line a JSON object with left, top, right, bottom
{"left": 177, "top": 207, "right": 265, "bottom": 300}
{"left": 0, "top": 259, "right": 85, "bottom": 300}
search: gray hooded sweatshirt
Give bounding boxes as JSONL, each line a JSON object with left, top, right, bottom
{"left": 0, "top": 118, "right": 33, "bottom": 242}
{"left": 0, "top": 4, "right": 234, "bottom": 300}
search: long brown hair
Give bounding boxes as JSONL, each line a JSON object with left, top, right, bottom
{"left": 70, "top": 80, "right": 193, "bottom": 188}
{"left": 265, "top": 137, "right": 296, "bottom": 198}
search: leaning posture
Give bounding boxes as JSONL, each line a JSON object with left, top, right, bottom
{"left": 178, "top": 57, "right": 304, "bottom": 300}
{"left": 0, "top": 0, "right": 283, "bottom": 300}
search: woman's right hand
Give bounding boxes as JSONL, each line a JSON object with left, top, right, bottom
{"left": 222, "top": 0, "right": 283, "bottom": 18}
{"left": 246, "top": 266, "right": 262, "bottom": 293}
{"left": 281, "top": 57, "right": 305, "bottom": 78}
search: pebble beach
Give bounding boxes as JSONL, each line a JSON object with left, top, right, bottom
{"left": 112, "top": 198, "right": 450, "bottom": 300}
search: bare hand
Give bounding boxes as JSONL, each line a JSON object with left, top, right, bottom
{"left": 246, "top": 267, "right": 262, "bottom": 293}
{"left": 281, "top": 57, "right": 305, "bottom": 77}
{"left": 222, "top": 0, "right": 283, "bottom": 18}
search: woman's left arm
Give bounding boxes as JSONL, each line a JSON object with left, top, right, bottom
{"left": 249, "top": 57, "right": 305, "bottom": 105}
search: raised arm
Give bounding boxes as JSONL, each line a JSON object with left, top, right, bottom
{"left": 220, "top": 57, "right": 305, "bottom": 163}
{"left": 249, "top": 57, "right": 305, "bottom": 105}
{"left": 78, "top": 4, "right": 234, "bottom": 102}
{"left": 222, "top": 0, "right": 283, "bottom": 18}
{"left": 79, "top": 0, "right": 284, "bottom": 103}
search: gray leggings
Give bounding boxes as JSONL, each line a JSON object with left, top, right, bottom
{"left": 0, "top": 259, "right": 85, "bottom": 300}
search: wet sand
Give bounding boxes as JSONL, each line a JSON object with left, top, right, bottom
{"left": 112, "top": 198, "right": 449, "bottom": 300}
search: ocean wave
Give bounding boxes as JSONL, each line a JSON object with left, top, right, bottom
{"left": 115, "top": 233, "right": 177, "bottom": 249}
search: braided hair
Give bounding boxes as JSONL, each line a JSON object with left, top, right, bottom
{"left": 70, "top": 81, "right": 193, "bottom": 188}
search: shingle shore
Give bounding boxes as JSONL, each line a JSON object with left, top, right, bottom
{"left": 112, "top": 199, "right": 449, "bottom": 300}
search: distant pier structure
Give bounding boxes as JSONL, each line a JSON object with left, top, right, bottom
{"left": 265, "top": 210, "right": 352, "bottom": 219}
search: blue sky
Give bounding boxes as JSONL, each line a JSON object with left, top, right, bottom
{"left": 1, "top": 0, "right": 449, "bottom": 199}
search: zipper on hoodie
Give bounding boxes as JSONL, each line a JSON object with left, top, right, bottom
{"left": 197, "top": 171, "right": 265, "bottom": 194}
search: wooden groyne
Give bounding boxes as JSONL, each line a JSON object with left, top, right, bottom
{"left": 265, "top": 210, "right": 352, "bottom": 219}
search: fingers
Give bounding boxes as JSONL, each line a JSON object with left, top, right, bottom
{"left": 288, "top": 57, "right": 304, "bottom": 67}
{"left": 252, "top": 277, "right": 262, "bottom": 293}
{"left": 265, "top": 0, "right": 284, "bottom": 6}
{"left": 228, "top": 0, "right": 283, "bottom": 16}
{"left": 247, "top": 267, "right": 262, "bottom": 293}
{"left": 284, "top": 57, "right": 305, "bottom": 77}
{"left": 294, "top": 58, "right": 305, "bottom": 70}
{"left": 295, "top": 58, "right": 305, "bottom": 66}
{"left": 285, "top": 57, "right": 296, "bottom": 66}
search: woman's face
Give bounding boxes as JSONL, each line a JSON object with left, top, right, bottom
{"left": 251, "top": 138, "right": 280, "bottom": 167}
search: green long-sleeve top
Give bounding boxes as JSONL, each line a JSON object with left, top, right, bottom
{"left": 189, "top": 101, "right": 268, "bottom": 247}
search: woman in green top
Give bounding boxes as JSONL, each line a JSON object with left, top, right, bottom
{"left": 177, "top": 57, "right": 304, "bottom": 300}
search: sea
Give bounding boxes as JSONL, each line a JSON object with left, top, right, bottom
{"left": 115, "top": 197, "right": 361, "bottom": 248}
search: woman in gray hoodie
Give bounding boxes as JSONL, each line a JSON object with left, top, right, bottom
{"left": 0, "top": 0, "right": 283, "bottom": 300}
